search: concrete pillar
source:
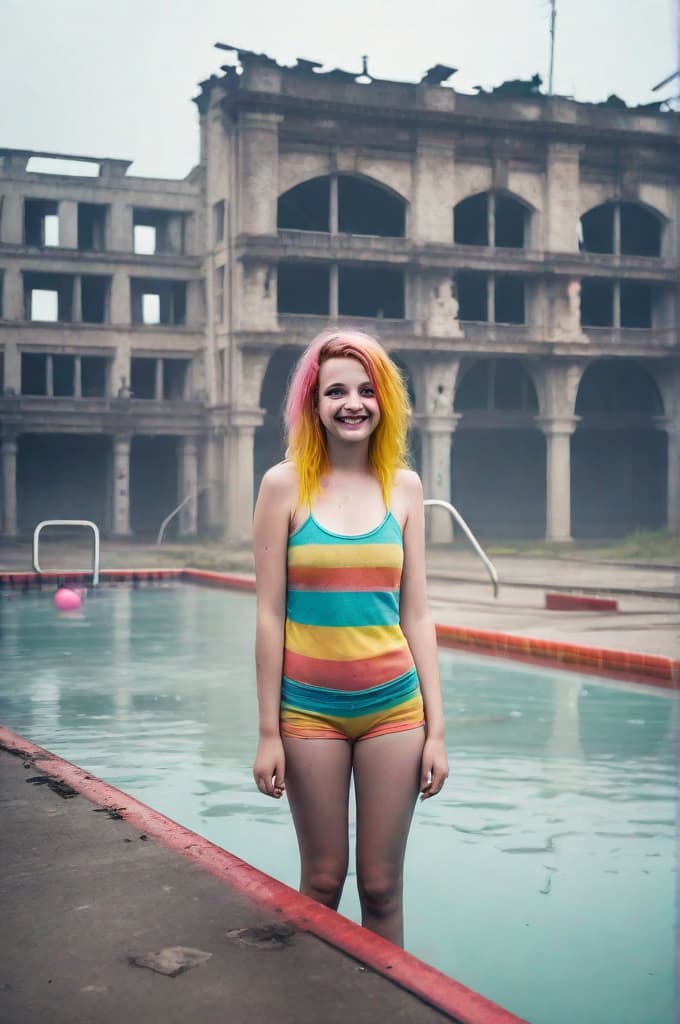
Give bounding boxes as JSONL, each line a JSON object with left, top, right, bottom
{"left": 46, "top": 355, "right": 54, "bottom": 397}
{"left": 544, "top": 143, "right": 582, "bottom": 253}
{"left": 110, "top": 271, "right": 129, "bottom": 324}
{"left": 74, "top": 356, "right": 82, "bottom": 398}
{"left": 415, "top": 414, "right": 461, "bottom": 543}
{"left": 3, "top": 342, "right": 21, "bottom": 393}
{"left": 0, "top": 193, "right": 23, "bottom": 244}
{"left": 72, "top": 275, "right": 82, "bottom": 322}
{"left": 112, "top": 435, "right": 132, "bottom": 536}
{"left": 4, "top": 268, "right": 24, "bottom": 320}
{"left": 237, "top": 113, "right": 282, "bottom": 235}
{"left": 662, "top": 420, "right": 680, "bottom": 534}
{"left": 224, "top": 410, "right": 264, "bottom": 544}
{"left": 1, "top": 433, "right": 18, "bottom": 537}
{"left": 411, "top": 136, "right": 456, "bottom": 244}
{"left": 179, "top": 439, "right": 198, "bottom": 536}
{"left": 329, "top": 175, "right": 339, "bottom": 233}
{"left": 201, "top": 433, "right": 222, "bottom": 534}
{"left": 537, "top": 417, "right": 579, "bottom": 542}
{"left": 185, "top": 279, "right": 203, "bottom": 327}
{"left": 329, "top": 264, "right": 339, "bottom": 318}
{"left": 155, "top": 359, "right": 163, "bottom": 400}
{"left": 58, "top": 200, "right": 78, "bottom": 248}
{"left": 110, "top": 203, "right": 133, "bottom": 252}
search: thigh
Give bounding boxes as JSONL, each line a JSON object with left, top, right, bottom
{"left": 283, "top": 737, "right": 353, "bottom": 869}
{"left": 353, "top": 728, "right": 425, "bottom": 881}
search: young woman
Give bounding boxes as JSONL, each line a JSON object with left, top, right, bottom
{"left": 252, "top": 328, "right": 448, "bottom": 947}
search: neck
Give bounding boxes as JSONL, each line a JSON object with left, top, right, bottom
{"left": 325, "top": 435, "right": 372, "bottom": 473}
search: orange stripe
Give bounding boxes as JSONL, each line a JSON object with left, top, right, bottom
{"left": 287, "top": 566, "right": 402, "bottom": 590}
{"left": 283, "top": 646, "right": 414, "bottom": 690}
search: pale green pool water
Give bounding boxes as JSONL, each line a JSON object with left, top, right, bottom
{"left": 0, "top": 584, "right": 676, "bottom": 1024}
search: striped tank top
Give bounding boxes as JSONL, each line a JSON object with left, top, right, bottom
{"left": 283, "top": 510, "right": 418, "bottom": 693}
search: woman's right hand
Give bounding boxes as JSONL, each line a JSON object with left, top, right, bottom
{"left": 253, "top": 735, "right": 286, "bottom": 798}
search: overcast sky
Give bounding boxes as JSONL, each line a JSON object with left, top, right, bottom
{"left": 2, "top": 0, "right": 678, "bottom": 179}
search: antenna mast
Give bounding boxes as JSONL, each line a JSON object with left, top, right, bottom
{"left": 548, "top": 0, "right": 557, "bottom": 95}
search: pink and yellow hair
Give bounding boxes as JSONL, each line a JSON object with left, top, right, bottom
{"left": 285, "top": 328, "right": 411, "bottom": 508}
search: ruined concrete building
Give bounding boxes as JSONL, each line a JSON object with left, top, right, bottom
{"left": 1, "top": 47, "right": 679, "bottom": 543}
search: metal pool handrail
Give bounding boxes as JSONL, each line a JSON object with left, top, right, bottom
{"left": 424, "top": 499, "right": 499, "bottom": 598}
{"left": 32, "top": 519, "right": 100, "bottom": 587}
{"left": 156, "top": 483, "right": 212, "bottom": 546}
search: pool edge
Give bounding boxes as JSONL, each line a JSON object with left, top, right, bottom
{"left": 0, "top": 725, "right": 528, "bottom": 1024}
{"left": 2, "top": 566, "right": 677, "bottom": 689}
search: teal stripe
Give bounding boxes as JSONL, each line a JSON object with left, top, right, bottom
{"left": 289, "top": 511, "right": 403, "bottom": 548}
{"left": 281, "top": 669, "right": 419, "bottom": 718}
{"left": 286, "top": 589, "right": 400, "bottom": 627}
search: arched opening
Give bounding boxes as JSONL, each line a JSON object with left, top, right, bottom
{"left": 277, "top": 174, "right": 406, "bottom": 237}
{"left": 580, "top": 201, "right": 663, "bottom": 257}
{"left": 572, "top": 360, "right": 666, "bottom": 537}
{"left": 254, "top": 347, "right": 301, "bottom": 497}
{"left": 454, "top": 190, "right": 530, "bottom": 248}
{"left": 452, "top": 360, "right": 543, "bottom": 537}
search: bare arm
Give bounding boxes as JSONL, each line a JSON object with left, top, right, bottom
{"left": 252, "top": 464, "right": 295, "bottom": 798}
{"left": 398, "top": 472, "right": 448, "bottom": 798}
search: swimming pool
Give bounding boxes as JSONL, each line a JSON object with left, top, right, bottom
{"left": 0, "top": 583, "right": 675, "bottom": 1024}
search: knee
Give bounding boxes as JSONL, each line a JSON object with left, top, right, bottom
{"left": 304, "top": 862, "right": 347, "bottom": 908}
{"left": 358, "top": 873, "right": 402, "bottom": 920}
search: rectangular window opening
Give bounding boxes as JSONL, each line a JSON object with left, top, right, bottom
{"left": 133, "top": 208, "right": 186, "bottom": 255}
{"left": 620, "top": 282, "right": 653, "bottom": 328}
{"left": 130, "top": 357, "right": 157, "bottom": 399}
{"left": 494, "top": 275, "right": 525, "bottom": 324}
{"left": 81, "top": 275, "right": 109, "bottom": 324}
{"left": 30, "top": 289, "right": 59, "bottom": 322}
{"left": 53, "top": 354, "right": 75, "bottom": 397}
{"left": 134, "top": 224, "right": 157, "bottom": 255}
{"left": 338, "top": 266, "right": 404, "bottom": 319}
{"left": 131, "top": 278, "right": 187, "bottom": 325}
{"left": 24, "top": 199, "right": 59, "bottom": 247}
{"left": 214, "top": 200, "right": 225, "bottom": 243}
{"left": 277, "top": 263, "right": 329, "bottom": 315}
{"left": 78, "top": 203, "right": 108, "bottom": 251}
{"left": 580, "top": 279, "right": 614, "bottom": 327}
{"left": 142, "top": 293, "right": 161, "bottom": 325}
{"left": 163, "top": 359, "right": 189, "bottom": 400}
{"left": 457, "top": 271, "right": 488, "bottom": 321}
{"left": 24, "top": 271, "right": 73, "bottom": 321}
{"left": 21, "top": 353, "right": 48, "bottom": 395}
{"left": 494, "top": 196, "right": 525, "bottom": 248}
{"left": 81, "top": 356, "right": 108, "bottom": 397}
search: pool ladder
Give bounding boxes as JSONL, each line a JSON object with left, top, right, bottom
{"left": 32, "top": 519, "right": 100, "bottom": 587}
{"left": 424, "top": 499, "right": 499, "bottom": 598}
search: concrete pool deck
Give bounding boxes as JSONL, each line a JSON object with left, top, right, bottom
{"left": 0, "top": 732, "right": 527, "bottom": 1024}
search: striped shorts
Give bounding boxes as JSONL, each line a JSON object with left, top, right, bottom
{"left": 279, "top": 669, "right": 425, "bottom": 743}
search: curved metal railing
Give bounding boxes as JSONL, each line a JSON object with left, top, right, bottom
{"left": 424, "top": 499, "right": 499, "bottom": 598}
{"left": 156, "top": 483, "right": 212, "bottom": 546}
{"left": 32, "top": 519, "right": 100, "bottom": 587}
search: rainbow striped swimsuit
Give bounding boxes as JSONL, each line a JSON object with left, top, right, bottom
{"left": 280, "top": 511, "right": 425, "bottom": 742}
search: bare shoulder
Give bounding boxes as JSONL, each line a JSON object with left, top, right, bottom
{"left": 258, "top": 460, "right": 298, "bottom": 504}
{"left": 393, "top": 468, "right": 424, "bottom": 503}
{"left": 391, "top": 468, "right": 424, "bottom": 528}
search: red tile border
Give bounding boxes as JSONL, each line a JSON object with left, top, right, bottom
{"left": 1, "top": 568, "right": 676, "bottom": 689}
{"left": 0, "top": 727, "right": 528, "bottom": 1024}
{"left": 545, "top": 593, "right": 618, "bottom": 612}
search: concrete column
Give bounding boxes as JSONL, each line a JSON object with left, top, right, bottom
{"left": 58, "top": 200, "right": 78, "bottom": 248}
{"left": 3, "top": 342, "right": 21, "bottom": 393}
{"left": 224, "top": 410, "right": 264, "bottom": 544}
{"left": 202, "top": 432, "right": 222, "bottom": 534}
{"left": 179, "top": 439, "right": 198, "bottom": 536}
{"left": 4, "top": 267, "right": 24, "bottom": 320}
{"left": 46, "top": 355, "right": 54, "bottom": 397}
{"left": 544, "top": 143, "right": 582, "bottom": 253}
{"left": 329, "top": 174, "right": 339, "bottom": 233}
{"left": 72, "top": 275, "right": 82, "bottom": 322}
{"left": 411, "top": 136, "right": 456, "bottom": 244}
{"left": 74, "top": 356, "right": 82, "bottom": 398}
{"left": 415, "top": 414, "right": 461, "bottom": 543}
{"left": 112, "top": 435, "right": 132, "bottom": 536}
{"left": 1, "top": 433, "right": 18, "bottom": 537}
{"left": 663, "top": 420, "right": 680, "bottom": 534}
{"left": 110, "top": 203, "right": 133, "bottom": 252}
{"left": 0, "top": 193, "right": 23, "bottom": 244}
{"left": 155, "top": 359, "right": 163, "bottom": 400}
{"left": 185, "top": 279, "right": 203, "bottom": 327}
{"left": 329, "top": 264, "right": 339, "bottom": 318}
{"left": 110, "top": 271, "right": 129, "bottom": 324}
{"left": 237, "top": 113, "right": 282, "bottom": 235}
{"left": 537, "top": 417, "right": 579, "bottom": 542}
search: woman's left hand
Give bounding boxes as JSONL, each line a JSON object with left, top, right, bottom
{"left": 419, "top": 737, "right": 449, "bottom": 800}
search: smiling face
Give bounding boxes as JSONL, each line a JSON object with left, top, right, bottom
{"left": 317, "top": 356, "right": 381, "bottom": 447}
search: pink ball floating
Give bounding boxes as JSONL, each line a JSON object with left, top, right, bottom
{"left": 54, "top": 587, "right": 83, "bottom": 612}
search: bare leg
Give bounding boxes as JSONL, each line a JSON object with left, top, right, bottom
{"left": 282, "top": 737, "right": 352, "bottom": 910}
{"left": 353, "top": 728, "right": 425, "bottom": 945}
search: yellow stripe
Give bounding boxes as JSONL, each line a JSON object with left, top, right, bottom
{"left": 288, "top": 543, "right": 403, "bottom": 570}
{"left": 280, "top": 694, "right": 425, "bottom": 742}
{"left": 285, "top": 620, "right": 407, "bottom": 661}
